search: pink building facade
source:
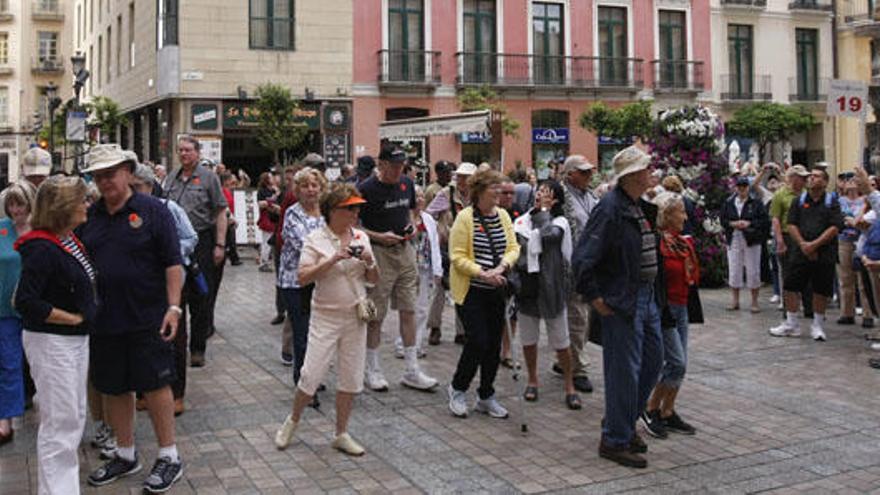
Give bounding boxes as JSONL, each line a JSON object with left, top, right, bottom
{"left": 352, "top": 0, "right": 712, "bottom": 171}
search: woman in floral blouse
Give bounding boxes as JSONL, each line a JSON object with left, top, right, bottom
{"left": 278, "top": 168, "right": 327, "bottom": 392}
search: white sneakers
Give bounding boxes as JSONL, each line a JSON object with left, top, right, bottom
{"left": 769, "top": 294, "right": 780, "bottom": 304}
{"left": 474, "top": 396, "right": 509, "bottom": 419}
{"left": 274, "top": 414, "right": 298, "bottom": 450}
{"left": 810, "top": 321, "right": 827, "bottom": 342}
{"left": 332, "top": 433, "right": 365, "bottom": 456}
{"left": 401, "top": 369, "right": 438, "bottom": 391}
{"left": 769, "top": 322, "right": 801, "bottom": 337}
{"left": 364, "top": 369, "right": 390, "bottom": 392}
{"left": 447, "top": 385, "right": 468, "bottom": 418}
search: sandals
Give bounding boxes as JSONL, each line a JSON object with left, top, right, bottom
{"left": 501, "top": 358, "right": 516, "bottom": 369}
{"left": 565, "top": 393, "right": 582, "bottom": 410}
{"left": 523, "top": 386, "right": 538, "bottom": 402}
{"left": 726, "top": 304, "right": 740, "bottom": 311}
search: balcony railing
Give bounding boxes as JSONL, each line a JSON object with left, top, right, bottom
{"left": 842, "top": 0, "right": 877, "bottom": 24}
{"left": 377, "top": 50, "right": 441, "bottom": 87}
{"left": 720, "top": 74, "right": 772, "bottom": 101}
{"left": 32, "top": 0, "right": 64, "bottom": 20}
{"left": 31, "top": 57, "right": 64, "bottom": 73}
{"left": 788, "top": 76, "right": 828, "bottom": 102}
{"left": 788, "top": 0, "right": 832, "bottom": 10}
{"left": 651, "top": 60, "right": 704, "bottom": 92}
{"left": 720, "top": 0, "right": 767, "bottom": 7}
{"left": 455, "top": 52, "right": 644, "bottom": 90}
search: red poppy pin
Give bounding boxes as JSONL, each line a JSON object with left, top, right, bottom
{"left": 513, "top": 211, "right": 520, "bottom": 217}
{"left": 193, "top": 177, "right": 201, "bottom": 186}
{"left": 0, "top": 228, "right": 7, "bottom": 237}
{"left": 400, "top": 183, "right": 407, "bottom": 192}
{"left": 129, "top": 213, "right": 143, "bottom": 229}
{"left": 803, "top": 203, "right": 810, "bottom": 209}
{"left": 478, "top": 225, "right": 485, "bottom": 233}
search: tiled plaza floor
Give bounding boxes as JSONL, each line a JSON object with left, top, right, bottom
{"left": 3, "top": 260, "right": 880, "bottom": 494}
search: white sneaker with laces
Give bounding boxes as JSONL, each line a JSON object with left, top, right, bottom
{"left": 447, "top": 385, "right": 468, "bottom": 417}
{"left": 332, "top": 432, "right": 365, "bottom": 456}
{"left": 274, "top": 414, "right": 298, "bottom": 449}
{"left": 364, "top": 369, "right": 389, "bottom": 392}
{"left": 394, "top": 346, "right": 405, "bottom": 359}
{"left": 810, "top": 322, "right": 827, "bottom": 342}
{"left": 769, "top": 294, "right": 780, "bottom": 304}
{"left": 769, "top": 322, "right": 801, "bottom": 337}
{"left": 474, "top": 396, "right": 509, "bottom": 419}
{"left": 401, "top": 369, "right": 438, "bottom": 390}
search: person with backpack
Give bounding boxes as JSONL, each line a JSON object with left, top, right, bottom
{"left": 770, "top": 167, "right": 843, "bottom": 341}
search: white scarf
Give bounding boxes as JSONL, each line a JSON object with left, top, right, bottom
{"left": 513, "top": 211, "right": 572, "bottom": 273}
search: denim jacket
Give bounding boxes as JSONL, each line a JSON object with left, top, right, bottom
{"left": 572, "top": 187, "right": 665, "bottom": 315}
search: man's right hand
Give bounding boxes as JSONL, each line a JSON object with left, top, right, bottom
{"left": 591, "top": 298, "right": 614, "bottom": 317}
{"left": 374, "top": 231, "right": 405, "bottom": 246}
{"left": 775, "top": 238, "right": 787, "bottom": 255}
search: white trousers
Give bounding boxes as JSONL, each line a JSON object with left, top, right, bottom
{"left": 727, "top": 234, "right": 762, "bottom": 290}
{"left": 22, "top": 331, "right": 89, "bottom": 495}
{"left": 259, "top": 230, "right": 273, "bottom": 265}
{"left": 396, "top": 268, "right": 432, "bottom": 351}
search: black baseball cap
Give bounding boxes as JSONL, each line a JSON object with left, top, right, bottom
{"left": 434, "top": 160, "right": 454, "bottom": 174}
{"left": 357, "top": 155, "right": 376, "bottom": 175}
{"left": 735, "top": 175, "right": 751, "bottom": 186}
{"left": 379, "top": 146, "right": 407, "bottom": 164}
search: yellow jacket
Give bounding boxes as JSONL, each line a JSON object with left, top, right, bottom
{"left": 449, "top": 206, "right": 521, "bottom": 305}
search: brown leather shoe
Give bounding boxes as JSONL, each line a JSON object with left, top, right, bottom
{"left": 599, "top": 440, "right": 647, "bottom": 468}
{"left": 428, "top": 328, "right": 442, "bottom": 346}
{"left": 630, "top": 433, "right": 647, "bottom": 454}
{"left": 190, "top": 353, "right": 205, "bottom": 368}
{"left": 174, "top": 398, "right": 185, "bottom": 416}
{"left": 135, "top": 398, "right": 148, "bottom": 411}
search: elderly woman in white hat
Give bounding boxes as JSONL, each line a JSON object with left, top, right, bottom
{"left": 572, "top": 146, "right": 664, "bottom": 469}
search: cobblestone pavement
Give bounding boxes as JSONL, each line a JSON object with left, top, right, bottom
{"left": 4, "top": 260, "right": 880, "bottom": 494}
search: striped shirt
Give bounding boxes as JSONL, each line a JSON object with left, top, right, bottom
{"left": 61, "top": 236, "right": 96, "bottom": 282}
{"left": 629, "top": 205, "right": 658, "bottom": 282}
{"left": 471, "top": 212, "right": 506, "bottom": 289}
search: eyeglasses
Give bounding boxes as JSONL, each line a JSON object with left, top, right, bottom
{"left": 335, "top": 204, "right": 361, "bottom": 211}
{"left": 92, "top": 169, "right": 120, "bottom": 181}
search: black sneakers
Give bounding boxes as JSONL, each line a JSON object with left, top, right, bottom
{"left": 143, "top": 456, "right": 184, "bottom": 493}
{"left": 87, "top": 454, "right": 142, "bottom": 486}
{"left": 663, "top": 411, "right": 697, "bottom": 435}
{"left": 639, "top": 410, "right": 668, "bottom": 439}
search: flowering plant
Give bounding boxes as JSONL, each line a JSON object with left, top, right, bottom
{"left": 650, "top": 105, "right": 729, "bottom": 287}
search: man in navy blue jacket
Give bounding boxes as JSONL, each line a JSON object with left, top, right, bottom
{"left": 79, "top": 144, "right": 185, "bottom": 494}
{"left": 573, "top": 146, "right": 663, "bottom": 469}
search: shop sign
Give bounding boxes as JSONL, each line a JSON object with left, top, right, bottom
{"left": 598, "top": 136, "right": 632, "bottom": 145}
{"left": 532, "top": 128, "right": 569, "bottom": 144}
{"left": 460, "top": 132, "right": 491, "bottom": 144}
{"left": 223, "top": 102, "right": 321, "bottom": 130}
{"left": 323, "top": 105, "right": 350, "bottom": 131}
{"left": 191, "top": 104, "right": 218, "bottom": 130}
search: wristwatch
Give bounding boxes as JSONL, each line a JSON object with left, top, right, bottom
{"left": 168, "top": 305, "right": 183, "bottom": 316}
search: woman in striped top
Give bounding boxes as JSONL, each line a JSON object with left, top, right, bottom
{"left": 447, "top": 169, "right": 520, "bottom": 419}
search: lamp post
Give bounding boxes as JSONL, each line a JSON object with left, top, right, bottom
{"left": 70, "top": 52, "right": 90, "bottom": 174}
{"left": 45, "top": 82, "right": 62, "bottom": 166}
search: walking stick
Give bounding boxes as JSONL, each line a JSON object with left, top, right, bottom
{"left": 503, "top": 296, "right": 528, "bottom": 435}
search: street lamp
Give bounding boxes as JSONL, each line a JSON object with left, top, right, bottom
{"left": 45, "top": 82, "right": 62, "bottom": 164}
{"left": 70, "top": 52, "right": 90, "bottom": 174}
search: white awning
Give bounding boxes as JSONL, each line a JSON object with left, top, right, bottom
{"left": 379, "top": 110, "right": 491, "bottom": 140}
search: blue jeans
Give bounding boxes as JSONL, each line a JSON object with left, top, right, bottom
{"left": 600, "top": 283, "right": 663, "bottom": 448}
{"left": 660, "top": 304, "right": 688, "bottom": 388}
{"left": 282, "top": 285, "right": 314, "bottom": 385}
{"left": 0, "top": 317, "right": 24, "bottom": 419}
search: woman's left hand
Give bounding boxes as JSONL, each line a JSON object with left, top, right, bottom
{"left": 361, "top": 248, "right": 374, "bottom": 267}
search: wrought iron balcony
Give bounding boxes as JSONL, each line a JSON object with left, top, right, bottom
{"left": 651, "top": 60, "right": 704, "bottom": 93}
{"left": 377, "top": 50, "right": 441, "bottom": 88}
{"left": 31, "top": 57, "right": 64, "bottom": 74}
{"left": 455, "top": 52, "right": 644, "bottom": 90}
{"left": 788, "top": 77, "right": 828, "bottom": 102}
{"left": 720, "top": 0, "right": 767, "bottom": 7}
{"left": 720, "top": 74, "right": 772, "bottom": 101}
{"left": 788, "top": 0, "right": 832, "bottom": 11}
{"left": 32, "top": 0, "right": 64, "bottom": 20}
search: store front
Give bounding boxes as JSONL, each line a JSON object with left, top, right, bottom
{"left": 531, "top": 110, "right": 570, "bottom": 178}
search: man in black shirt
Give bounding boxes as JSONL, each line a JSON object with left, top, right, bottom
{"left": 770, "top": 168, "right": 843, "bottom": 341}
{"left": 358, "top": 147, "right": 438, "bottom": 392}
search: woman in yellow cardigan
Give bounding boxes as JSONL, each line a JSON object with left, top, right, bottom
{"left": 446, "top": 169, "right": 520, "bottom": 419}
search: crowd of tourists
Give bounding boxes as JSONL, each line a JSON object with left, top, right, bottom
{"left": 2, "top": 134, "right": 880, "bottom": 494}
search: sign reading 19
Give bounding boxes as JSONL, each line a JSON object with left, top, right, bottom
{"left": 836, "top": 95, "right": 864, "bottom": 113}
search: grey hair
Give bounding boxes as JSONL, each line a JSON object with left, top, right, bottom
{"left": 654, "top": 191, "right": 685, "bottom": 230}
{"left": 133, "top": 163, "right": 156, "bottom": 184}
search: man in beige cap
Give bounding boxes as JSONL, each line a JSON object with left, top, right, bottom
{"left": 20, "top": 147, "right": 52, "bottom": 187}
{"left": 572, "top": 146, "right": 662, "bottom": 469}
{"left": 769, "top": 164, "right": 812, "bottom": 315}
{"left": 559, "top": 155, "right": 598, "bottom": 393}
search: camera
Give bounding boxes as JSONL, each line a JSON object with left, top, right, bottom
{"left": 402, "top": 224, "right": 415, "bottom": 236}
{"left": 348, "top": 245, "right": 364, "bottom": 258}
